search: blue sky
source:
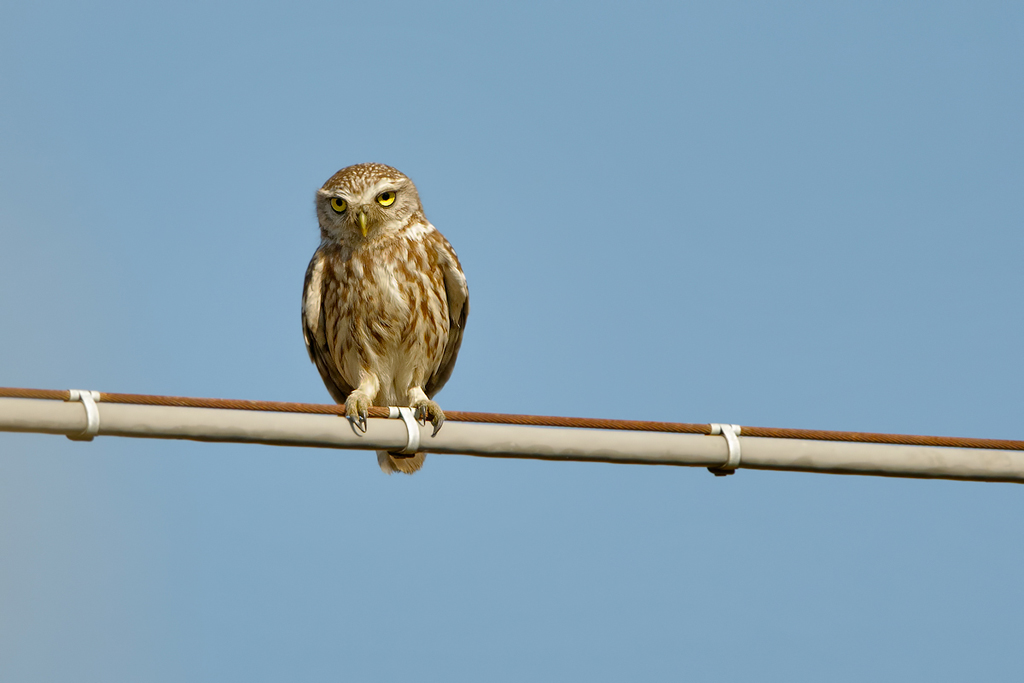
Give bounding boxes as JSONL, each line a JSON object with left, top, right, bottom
{"left": 1, "top": 1, "right": 1022, "bottom": 680}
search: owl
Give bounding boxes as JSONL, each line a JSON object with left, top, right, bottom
{"left": 302, "top": 163, "right": 469, "bottom": 474}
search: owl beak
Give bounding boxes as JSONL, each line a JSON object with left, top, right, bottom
{"left": 358, "top": 210, "right": 368, "bottom": 236}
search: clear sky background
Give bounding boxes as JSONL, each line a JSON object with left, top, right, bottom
{"left": 1, "top": 1, "right": 1022, "bottom": 681}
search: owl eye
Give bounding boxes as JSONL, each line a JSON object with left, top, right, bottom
{"left": 376, "top": 191, "right": 396, "bottom": 207}
{"left": 330, "top": 198, "right": 347, "bottom": 213}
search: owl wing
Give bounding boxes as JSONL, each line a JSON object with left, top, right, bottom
{"left": 425, "top": 233, "right": 469, "bottom": 398}
{"left": 302, "top": 248, "right": 354, "bottom": 404}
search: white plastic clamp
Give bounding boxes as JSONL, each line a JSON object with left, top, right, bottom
{"left": 66, "top": 390, "right": 101, "bottom": 442}
{"left": 708, "top": 423, "right": 742, "bottom": 476}
{"left": 388, "top": 406, "right": 421, "bottom": 455}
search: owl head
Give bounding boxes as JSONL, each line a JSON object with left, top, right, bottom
{"left": 316, "top": 163, "right": 424, "bottom": 243}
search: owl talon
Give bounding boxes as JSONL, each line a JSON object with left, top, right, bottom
{"left": 346, "top": 414, "right": 367, "bottom": 434}
{"left": 413, "top": 400, "right": 445, "bottom": 436}
{"left": 345, "top": 394, "right": 371, "bottom": 434}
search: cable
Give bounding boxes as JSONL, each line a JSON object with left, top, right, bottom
{"left": 1, "top": 385, "right": 1022, "bottom": 452}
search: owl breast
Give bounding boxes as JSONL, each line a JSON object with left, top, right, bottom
{"left": 323, "top": 229, "right": 450, "bottom": 405}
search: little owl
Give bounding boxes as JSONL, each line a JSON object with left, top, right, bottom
{"left": 302, "top": 163, "right": 469, "bottom": 474}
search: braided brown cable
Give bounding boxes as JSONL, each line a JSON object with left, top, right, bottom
{"left": 98, "top": 391, "right": 358, "bottom": 415}
{"left": 738, "top": 426, "right": 1024, "bottom": 452}
{"left": 1, "top": 386, "right": 1022, "bottom": 451}
{"left": 0, "top": 387, "right": 70, "bottom": 401}
{"left": 442, "top": 410, "right": 708, "bottom": 434}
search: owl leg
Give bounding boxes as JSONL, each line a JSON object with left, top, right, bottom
{"left": 407, "top": 386, "right": 445, "bottom": 436}
{"left": 345, "top": 375, "right": 380, "bottom": 433}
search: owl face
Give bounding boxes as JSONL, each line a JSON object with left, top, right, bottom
{"left": 316, "top": 163, "right": 423, "bottom": 244}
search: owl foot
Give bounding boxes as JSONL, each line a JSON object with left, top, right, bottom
{"left": 412, "top": 399, "right": 445, "bottom": 437}
{"left": 345, "top": 393, "right": 371, "bottom": 433}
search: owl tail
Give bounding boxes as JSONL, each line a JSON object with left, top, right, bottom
{"left": 377, "top": 450, "right": 426, "bottom": 475}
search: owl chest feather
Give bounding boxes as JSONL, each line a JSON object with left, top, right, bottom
{"left": 323, "top": 232, "right": 449, "bottom": 400}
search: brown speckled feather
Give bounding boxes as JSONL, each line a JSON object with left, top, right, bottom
{"left": 424, "top": 231, "right": 469, "bottom": 397}
{"left": 302, "top": 247, "right": 354, "bottom": 404}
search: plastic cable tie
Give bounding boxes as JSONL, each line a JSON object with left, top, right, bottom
{"left": 708, "top": 423, "right": 741, "bottom": 476}
{"left": 66, "top": 389, "right": 101, "bottom": 442}
{"left": 393, "top": 406, "right": 421, "bottom": 455}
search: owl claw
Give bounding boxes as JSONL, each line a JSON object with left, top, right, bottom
{"left": 346, "top": 413, "right": 368, "bottom": 434}
{"left": 413, "top": 400, "right": 446, "bottom": 437}
{"left": 345, "top": 394, "right": 371, "bottom": 434}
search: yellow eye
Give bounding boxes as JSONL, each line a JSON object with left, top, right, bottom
{"left": 330, "top": 198, "right": 347, "bottom": 213}
{"left": 376, "top": 191, "right": 396, "bottom": 207}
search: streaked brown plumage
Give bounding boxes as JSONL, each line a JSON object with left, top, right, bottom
{"left": 302, "top": 163, "right": 469, "bottom": 474}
